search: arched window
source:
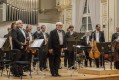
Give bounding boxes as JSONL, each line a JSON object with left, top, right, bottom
{"left": 80, "top": 0, "right": 92, "bottom": 32}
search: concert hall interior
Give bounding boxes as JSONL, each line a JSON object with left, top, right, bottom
{"left": 0, "top": 0, "right": 119, "bottom": 80}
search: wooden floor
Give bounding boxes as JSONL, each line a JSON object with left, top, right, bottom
{"left": 1, "top": 65, "right": 119, "bottom": 80}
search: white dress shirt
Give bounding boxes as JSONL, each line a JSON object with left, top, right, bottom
{"left": 86, "top": 36, "right": 89, "bottom": 44}
{"left": 42, "top": 32, "right": 47, "bottom": 45}
{"left": 96, "top": 31, "right": 99, "bottom": 42}
{"left": 28, "top": 32, "right": 33, "bottom": 42}
{"left": 57, "top": 30, "right": 63, "bottom": 45}
{"left": 70, "top": 31, "right": 74, "bottom": 35}
{"left": 19, "top": 28, "right": 26, "bottom": 38}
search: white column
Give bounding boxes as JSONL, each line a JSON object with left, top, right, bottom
{"left": 2, "top": 3, "right": 6, "bottom": 21}
{"left": 72, "top": 0, "right": 76, "bottom": 30}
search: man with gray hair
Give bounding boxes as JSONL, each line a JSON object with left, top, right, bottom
{"left": 48, "top": 22, "right": 66, "bottom": 77}
{"left": 11, "top": 20, "right": 27, "bottom": 60}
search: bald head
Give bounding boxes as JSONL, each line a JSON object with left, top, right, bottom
{"left": 56, "top": 22, "right": 63, "bottom": 30}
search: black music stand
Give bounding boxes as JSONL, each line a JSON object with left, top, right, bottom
{"left": 97, "top": 42, "right": 112, "bottom": 70}
{"left": 0, "top": 38, "right": 12, "bottom": 77}
{"left": 30, "top": 39, "right": 45, "bottom": 75}
{"left": 74, "top": 44, "right": 92, "bottom": 67}
{"left": 66, "top": 33, "right": 85, "bottom": 76}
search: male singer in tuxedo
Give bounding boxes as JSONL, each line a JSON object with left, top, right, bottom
{"left": 48, "top": 22, "right": 66, "bottom": 77}
{"left": 11, "top": 20, "right": 27, "bottom": 61}
{"left": 39, "top": 25, "right": 49, "bottom": 71}
{"left": 90, "top": 24, "right": 105, "bottom": 68}
{"left": 65, "top": 25, "right": 77, "bottom": 68}
{"left": 83, "top": 31, "right": 92, "bottom": 67}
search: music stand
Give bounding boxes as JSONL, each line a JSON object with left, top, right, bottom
{"left": 30, "top": 39, "right": 46, "bottom": 75}
{"left": 97, "top": 42, "right": 112, "bottom": 70}
{"left": 30, "top": 39, "right": 44, "bottom": 48}
{"left": 0, "top": 38, "right": 7, "bottom": 58}
{"left": 66, "top": 33, "right": 85, "bottom": 76}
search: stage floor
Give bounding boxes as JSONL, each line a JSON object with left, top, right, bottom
{"left": 1, "top": 62, "right": 119, "bottom": 80}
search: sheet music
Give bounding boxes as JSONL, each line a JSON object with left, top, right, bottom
{"left": 0, "top": 38, "right": 7, "bottom": 48}
{"left": 30, "top": 39, "right": 44, "bottom": 48}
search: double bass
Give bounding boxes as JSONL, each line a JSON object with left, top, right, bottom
{"left": 89, "top": 40, "right": 100, "bottom": 59}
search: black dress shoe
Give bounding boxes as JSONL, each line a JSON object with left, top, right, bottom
{"left": 52, "top": 74, "right": 56, "bottom": 77}
{"left": 56, "top": 74, "right": 61, "bottom": 77}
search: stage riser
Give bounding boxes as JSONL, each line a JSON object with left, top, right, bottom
{"left": 79, "top": 69, "right": 119, "bottom": 75}
{"left": 79, "top": 76, "right": 119, "bottom": 80}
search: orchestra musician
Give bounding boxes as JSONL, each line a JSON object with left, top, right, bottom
{"left": 25, "top": 25, "right": 33, "bottom": 62}
{"left": 111, "top": 27, "right": 119, "bottom": 42}
{"left": 111, "top": 26, "right": 119, "bottom": 69}
{"left": 82, "top": 31, "right": 92, "bottom": 67}
{"left": 32, "top": 25, "right": 41, "bottom": 67}
{"left": 33, "top": 26, "right": 41, "bottom": 39}
{"left": 48, "top": 22, "right": 66, "bottom": 77}
{"left": 90, "top": 24, "right": 105, "bottom": 68}
{"left": 39, "top": 25, "right": 49, "bottom": 71}
{"left": 64, "top": 28, "right": 70, "bottom": 67}
{"left": 11, "top": 20, "right": 27, "bottom": 61}
{"left": 65, "top": 25, "right": 77, "bottom": 69}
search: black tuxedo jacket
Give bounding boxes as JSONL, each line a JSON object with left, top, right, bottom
{"left": 90, "top": 31, "right": 105, "bottom": 42}
{"left": 111, "top": 33, "right": 119, "bottom": 42}
{"left": 48, "top": 29, "right": 66, "bottom": 49}
{"left": 11, "top": 27, "right": 27, "bottom": 49}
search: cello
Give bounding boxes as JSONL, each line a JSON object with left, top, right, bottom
{"left": 88, "top": 32, "right": 100, "bottom": 59}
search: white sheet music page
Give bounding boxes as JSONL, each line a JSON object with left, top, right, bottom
{"left": 30, "top": 39, "right": 44, "bottom": 48}
{"left": 0, "top": 38, "right": 7, "bottom": 48}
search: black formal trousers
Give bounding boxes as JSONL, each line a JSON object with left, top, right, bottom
{"left": 95, "top": 54, "right": 104, "bottom": 68}
{"left": 39, "top": 45, "right": 48, "bottom": 70}
{"left": 68, "top": 50, "right": 75, "bottom": 68}
{"left": 48, "top": 49, "right": 61, "bottom": 75}
{"left": 84, "top": 51, "right": 92, "bottom": 67}
{"left": 64, "top": 50, "right": 68, "bottom": 67}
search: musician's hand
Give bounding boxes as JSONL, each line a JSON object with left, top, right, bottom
{"left": 61, "top": 48, "right": 64, "bottom": 53}
{"left": 21, "top": 46, "right": 24, "bottom": 49}
{"left": 63, "top": 48, "right": 67, "bottom": 50}
{"left": 49, "top": 49, "right": 53, "bottom": 54}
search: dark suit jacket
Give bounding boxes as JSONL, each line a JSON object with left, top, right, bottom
{"left": 11, "top": 27, "right": 27, "bottom": 49}
{"left": 48, "top": 29, "right": 66, "bottom": 50}
{"left": 82, "top": 36, "right": 91, "bottom": 45}
{"left": 90, "top": 31, "right": 105, "bottom": 42}
{"left": 39, "top": 32, "right": 49, "bottom": 45}
{"left": 33, "top": 31, "right": 41, "bottom": 39}
{"left": 111, "top": 33, "right": 119, "bottom": 42}
{"left": 65, "top": 31, "right": 77, "bottom": 38}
